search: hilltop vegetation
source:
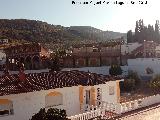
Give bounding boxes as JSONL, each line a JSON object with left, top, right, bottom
{"left": 69, "top": 26, "right": 126, "bottom": 41}
{"left": 127, "top": 19, "right": 160, "bottom": 43}
{"left": 0, "top": 19, "right": 126, "bottom": 49}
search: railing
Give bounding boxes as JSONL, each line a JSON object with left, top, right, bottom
{"left": 116, "top": 94, "right": 160, "bottom": 114}
{"left": 68, "top": 94, "right": 160, "bottom": 120}
{"left": 67, "top": 108, "right": 105, "bottom": 120}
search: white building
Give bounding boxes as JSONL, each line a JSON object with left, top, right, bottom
{"left": 155, "top": 45, "right": 160, "bottom": 57}
{"left": 0, "top": 71, "right": 121, "bottom": 120}
{"left": 0, "top": 39, "right": 8, "bottom": 44}
{"left": 121, "top": 42, "right": 142, "bottom": 55}
{"left": 0, "top": 50, "right": 6, "bottom": 66}
{"left": 127, "top": 58, "right": 160, "bottom": 77}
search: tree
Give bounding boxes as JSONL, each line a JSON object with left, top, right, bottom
{"left": 128, "top": 70, "right": 141, "bottom": 86}
{"left": 49, "top": 57, "right": 61, "bottom": 72}
{"left": 147, "top": 24, "right": 155, "bottom": 41}
{"left": 30, "top": 108, "right": 69, "bottom": 120}
{"left": 109, "top": 65, "right": 122, "bottom": 76}
{"left": 155, "top": 20, "right": 160, "bottom": 43}
{"left": 130, "top": 19, "right": 160, "bottom": 43}
{"left": 120, "top": 79, "right": 135, "bottom": 92}
{"left": 127, "top": 30, "right": 133, "bottom": 43}
{"left": 135, "top": 19, "right": 145, "bottom": 43}
{"left": 30, "top": 108, "right": 46, "bottom": 120}
{"left": 120, "top": 70, "right": 140, "bottom": 92}
{"left": 149, "top": 75, "right": 160, "bottom": 93}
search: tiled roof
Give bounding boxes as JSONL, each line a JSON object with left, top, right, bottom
{"left": 0, "top": 70, "right": 121, "bottom": 96}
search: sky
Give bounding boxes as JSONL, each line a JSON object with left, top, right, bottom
{"left": 0, "top": 0, "right": 159, "bottom": 33}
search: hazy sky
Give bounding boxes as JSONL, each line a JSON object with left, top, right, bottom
{"left": 0, "top": 0, "right": 159, "bottom": 33}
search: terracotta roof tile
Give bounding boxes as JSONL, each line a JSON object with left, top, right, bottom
{"left": 0, "top": 71, "right": 122, "bottom": 96}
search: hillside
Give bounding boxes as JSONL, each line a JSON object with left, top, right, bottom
{"left": 0, "top": 19, "right": 126, "bottom": 49}
{"left": 69, "top": 26, "right": 126, "bottom": 41}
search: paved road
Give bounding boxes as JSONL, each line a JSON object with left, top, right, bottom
{"left": 119, "top": 104, "right": 160, "bottom": 120}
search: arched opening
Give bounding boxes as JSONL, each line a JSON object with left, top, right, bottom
{"left": 89, "top": 58, "right": 99, "bottom": 67}
{"left": 20, "top": 57, "right": 24, "bottom": 63}
{"left": 0, "top": 99, "right": 14, "bottom": 116}
{"left": 76, "top": 58, "right": 85, "bottom": 67}
{"left": 45, "top": 91, "right": 63, "bottom": 108}
{"left": 14, "top": 57, "right": 19, "bottom": 70}
{"left": 32, "top": 56, "right": 40, "bottom": 70}
{"left": 41, "top": 56, "right": 49, "bottom": 69}
{"left": 25, "top": 56, "right": 32, "bottom": 70}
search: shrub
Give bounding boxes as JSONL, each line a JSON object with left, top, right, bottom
{"left": 109, "top": 65, "right": 122, "bottom": 76}
{"left": 127, "top": 70, "right": 141, "bottom": 86}
{"left": 30, "top": 108, "right": 69, "bottom": 120}
{"left": 149, "top": 75, "right": 160, "bottom": 93}
{"left": 120, "top": 79, "right": 135, "bottom": 92}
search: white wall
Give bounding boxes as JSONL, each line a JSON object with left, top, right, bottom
{"left": 62, "top": 66, "right": 128, "bottom": 76}
{"left": 128, "top": 58, "right": 160, "bottom": 76}
{"left": 116, "top": 94, "right": 160, "bottom": 114}
{"left": 0, "top": 69, "right": 50, "bottom": 75}
{"left": 0, "top": 91, "right": 46, "bottom": 120}
{"left": 97, "top": 81, "right": 118, "bottom": 103}
{"left": 0, "top": 50, "right": 6, "bottom": 65}
{"left": 0, "top": 86, "right": 80, "bottom": 120}
{"left": 0, "top": 81, "right": 119, "bottom": 120}
{"left": 82, "top": 81, "right": 118, "bottom": 105}
{"left": 62, "top": 58, "right": 160, "bottom": 77}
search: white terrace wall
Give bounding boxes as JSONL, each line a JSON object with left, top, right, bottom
{"left": 63, "top": 58, "right": 160, "bottom": 77}
{"left": 0, "top": 69, "right": 50, "bottom": 75}
{"left": 62, "top": 66, "right": 128, "bottom": 76}
{"left": 69, "top": 94, "right": 160, "bottom": 120}
{"left": 140, "top": 94, "right": 160, "bottom": 107}
{"left": 128, "top": 58, "right": 160, "bottom": 77}
{"left": 0, "top": 86, "right": 80, "bottom": 120}
{"left": 0, "top": 66, "right": 126, "bottom": 76}
{"left": 115, "top": 94, "right": 160, "bottom": 114}
{"left": 1, "top": 58, "right": 160, "bottom": 77}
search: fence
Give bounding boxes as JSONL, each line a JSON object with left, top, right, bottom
{"left": 115, "top": 94, "right": 160, "bottom": 114}
{"left": 67, "top": 108, "right": 105, "bottom": 120}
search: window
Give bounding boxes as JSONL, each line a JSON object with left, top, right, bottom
{"left": 0, "top": 110, "right": 9, "bottom": 116}
{"left": 45, "top": 91, "right": 63, "bottom": 108}
{"left": 0, "top": 99, "right": 13, "bottom": 116}
{"left": 145, "top": 67, "right": 154, "bottom": 74}
{"left": 109, "top": 86, "right": 114, "bottom": 95}
{"left": 86, "top": 90, "right": 90, "bottom": 104}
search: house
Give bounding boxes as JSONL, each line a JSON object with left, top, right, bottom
{"left": 128, "top": 41, "right": 157, "bottom": 58}
{"left": 63, "top": 40, "right": 123, "bottom": 68}
{"left": 0, "top": 49, "right": 6, "bottom": 70}
{"left": 4, "top": 43, "right": 50, "bottom": 70}
{"left": 127, "top": 58, "right": 160, "bottom": 79}
{"left": 121, "top": 42, "right": 142, "bottom": 55}
{"left": 0, "top": 70, "right": 122, "bottom": 120}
